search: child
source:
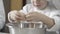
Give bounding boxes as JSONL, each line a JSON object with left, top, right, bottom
{"left": 8, "top": 0, "right": 60, "bottom": 33}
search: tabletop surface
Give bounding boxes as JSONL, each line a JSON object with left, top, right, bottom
{"left": 0, "top": 32, "right": 9, "bottom": 34}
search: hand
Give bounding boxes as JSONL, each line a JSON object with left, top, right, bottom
{"left": 26, "top": 12, "right": 44, "bottom": 22}
{"left": 8, "top": 10, "right": 26, "bottom": 23}
{"left": 26, "top": 12, "right": 55, "bottom": 28}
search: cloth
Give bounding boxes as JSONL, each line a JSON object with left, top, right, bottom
{"left": 0, "top": 0, "right": 5, "bottom": 30}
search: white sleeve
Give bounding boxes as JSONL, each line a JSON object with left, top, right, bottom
{"left": 0, "top": 0, "right": 5, "bottom": 30}
{"left": 47, "top": 11, "right": 60, "bottom": 31}
{"left": 19, "top": 4, "right": 29, "bottom": 14}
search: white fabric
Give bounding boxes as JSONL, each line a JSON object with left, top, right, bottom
{"left": 0, "top": 0, "right": 5, "bottom": 30}
{"left": 19, "top": 4, "right": 60, "bottom": 31}
{"left": 52, "top": 0, "right": 60, "bottom": 10}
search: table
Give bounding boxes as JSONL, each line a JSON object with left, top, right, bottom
{"left": 0, "top": 32, "right": 9, "bottom": 34}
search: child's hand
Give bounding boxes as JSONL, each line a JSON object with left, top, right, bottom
{"left": 8, "top": 10, "right": 26, "bottom": 23}
{"left": 26, "top": 12, "right": 43, "bottom": 22}
{"left": 26, "top": 12, "right": 55, "bottom": 28}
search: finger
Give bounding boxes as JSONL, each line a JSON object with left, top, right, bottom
{"left": 26, "top": 13, "right": 37, "bottom": 18}
{"left": 15, "top": 13, "right": 21, "bottom": 17}
{"left": 26, "top": 15, "right": 36, "bottom": 20}
{"left": 26, "top": 17, "right": 34, "bottom": 21}
{"left": 16, "top": 12, "right": 25, "bottom": 18}
{"left": 8, "top": 15, "right": 15, "bottom": 22}
{"left": 15, "top": 15, "right": 26, "bottom": 21}
{"left": 28, "top": 12, "right": 38, "bottom": 14}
